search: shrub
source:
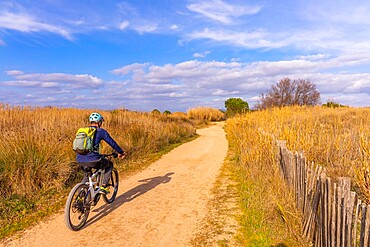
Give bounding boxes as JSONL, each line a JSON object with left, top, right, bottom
{"left": 151, "top": 109, "right": 161, "bottom": 114}
{"left": 322, "top": 100, "right": 347, "bottom": 108}
{"left": 225, "top": 98, "right": 249, "bottom": 117}
{"left": 187, "top": 107, "right": 225, "bottom": 121}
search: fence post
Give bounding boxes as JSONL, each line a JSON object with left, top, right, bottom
{"left": 273, "top": 138, "right": 370, "bottom": 247}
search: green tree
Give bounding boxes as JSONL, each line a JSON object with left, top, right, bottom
{"left": 322, "top": 100, "right": 347, "bottom": 108}
{"left": 163, "top": 110, "right": 172, "bottom": 115}
{"left": 151, "top": 109, "right": 161, "bottom": 114}
{"left": 225, "top": 98, "right": 249, "bottom": 117}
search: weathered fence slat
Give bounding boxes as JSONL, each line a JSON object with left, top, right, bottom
{"left": 275, "top": 139, "right": 370, "bottom": 247}
{"left": 353, "top": 198, "right": 361, "bottom": 247}
{"left": 331, "top": 182, "right": 338, "bottom": 247}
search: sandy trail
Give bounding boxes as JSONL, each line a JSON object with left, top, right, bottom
{"left": 2, "top": 123, "right": 228, "bottom": 247}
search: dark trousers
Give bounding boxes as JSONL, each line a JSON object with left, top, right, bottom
{"left": 79, "top": 158, "right": 113, "bottom": 186}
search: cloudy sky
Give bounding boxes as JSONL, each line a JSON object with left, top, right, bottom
{"left": 1, "top": 0, "right": 370, "bottom": 111}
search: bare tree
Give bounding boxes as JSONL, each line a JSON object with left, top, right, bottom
{"left": 256, "top": 78, "right": 320, "bottom": 109}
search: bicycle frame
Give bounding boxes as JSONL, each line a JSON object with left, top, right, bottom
{"left": 85, "top": 168, "right": 105, "bottom": 206}
{"left": 65, "top": 152, "right": 119, "bottom": 231}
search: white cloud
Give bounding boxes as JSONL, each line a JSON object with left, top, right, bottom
{"left": 0, "top": 39, "right": 4, "bottom": 45}
{"left": 119, "top": 20, "right": 129, "bottom": 30}
{"left": 41, "top": 82, "right": 59, "bottom": 88}
{"left": 111, "top": 63, "right": 149, "bottom": 75}
{"left": 3, "top": 72, "right": 103, "bottom": 89}
{"left": 170, "top": 24, "right": 179, "bottom": 30}
{"left": 5, "top": 70, "right": 24, "bottom": 76}
{"left": 193, "top": 51, "right": 210, "bottom": 58}
{"left": 133, "top": 23, "right": 158, "bottom": 34}
{"left": 297, "top": 54, "right": 330, "bottom": 61}
{"left": 0, "top": 11, "right": 72, "bottom": 39}
{"left": 212, "top": 89, "right": 240, "bottom": 96}
{"left": 193, "top": 53, "right": 203, "bottom": 58}
{"left": 187, "top": 28, "right": 287, "bottom": 49}
{"left": 74, "top": 95, "right": 86, "bottom": 100}
{"left": 187, "top": 0, "right": 260, "bottom": 24}
{"left": 38, "top": 96, "right": 57, "bottom": 102}
{"left": 303, "top": 1, "right": 370, "bottom": 25}
{"left": 4, "top": 80, "right": 41, "bottom": 87}
{"left": 4, "top": 55, "right": 369, "bottom": 111}
{"left": 110, "top": 55, "right": 370, "bottom": 109}
{"left": 141, "top": 60, "right": 241, "bottom": 84}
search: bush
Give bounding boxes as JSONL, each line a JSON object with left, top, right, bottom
{"left": 322, "top": 100, "right": 347, "bottom": 108}
{"left": 151, "top": 109, "right": 161, "bottom": 114}
{"left": 187, "top": 107, "right": 225, "bottom": 121}
{"left": 225, "top": 98, "right": 249, "bottom": 117}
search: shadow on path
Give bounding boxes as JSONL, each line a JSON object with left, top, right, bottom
{"left": 84, "top": 172, "right": 174, "bottom": 228}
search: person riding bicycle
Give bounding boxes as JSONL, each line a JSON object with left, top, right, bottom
{"left": 77, "top": 112, "right": 126, "bottom": 194}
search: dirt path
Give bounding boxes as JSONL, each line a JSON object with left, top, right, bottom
{"left": 2, "top": 123, "right": 228, "bottom": 247}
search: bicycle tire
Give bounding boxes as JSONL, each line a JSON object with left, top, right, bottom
{"left": 64, "top": 183, "right": 90, "bottom": 231}
{"left": 103, "top": 168, "right": 119, "bottom": 204}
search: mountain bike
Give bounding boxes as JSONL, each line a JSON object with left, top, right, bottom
{"left": 64, "top": 153, "right": 119, "bottom": 231}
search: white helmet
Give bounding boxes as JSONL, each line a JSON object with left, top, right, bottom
{"left": 89, "top": 112, "right": 104, "bottom": 123}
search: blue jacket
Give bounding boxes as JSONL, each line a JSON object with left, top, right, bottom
{"left": 76, "top": 127, "right": 124, "bottom": 163}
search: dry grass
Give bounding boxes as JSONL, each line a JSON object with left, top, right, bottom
{"left": 243, "top": 106, "right": 370, "bottom": 200}
{"left": 225, "top": 105, "right": 370, "bottom": 245}
{"left": 226, "top": 115, "right": 307, "bottom": 246}
{"left": 0, "top": 104, "right": 196, "bottom": 237}
{"left": 187, "top": 107, "right": 225, "bottom": 122}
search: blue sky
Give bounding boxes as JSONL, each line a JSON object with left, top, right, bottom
{"left": 1, "top": 0, "right": 370, "bottom": 112}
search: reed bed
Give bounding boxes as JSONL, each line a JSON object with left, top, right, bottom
{"left": 226, "top": 111, "right": 307, "bottom": 246}
{"left": 0, "top": 104, "right": 196, "bottom": 236}
{"left": 241, "top": 106, "right": 370, "bottom": 200}
{"left": 225, "top": 106, "right": 370, "bottom": 245}
{"left": 187, "top": 106, "right": 225, "bottom": 122}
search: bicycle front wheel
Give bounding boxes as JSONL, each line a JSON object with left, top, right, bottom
{"left": 64, "top": 183, "right": 90, "bottom": 231}
{"left": 103, "top": 168, "right": 119, "bottom": 204}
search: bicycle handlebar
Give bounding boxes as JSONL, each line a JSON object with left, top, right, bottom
{"left": 102, "top": 153, "right": 119, "bottom": 158}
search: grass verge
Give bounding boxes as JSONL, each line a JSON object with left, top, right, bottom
{"left": 191, "top": 148, "right": 241, "bottom": 247}
{"left": 225, "top": 117, "right": 310, "bottom": 247}
{"left": 0, "top": 134, "right": 198, "bottom": 241}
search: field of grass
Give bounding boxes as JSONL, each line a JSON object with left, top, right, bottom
{"left": 226, "top": 116, "right": 307, "bottom": 246}
{"left": 225, "top": 106, "right": 370, "bottom": 245}
{"left": 187, "top": 106, "right": 225, "bottom": 123}
{"left": 3, "top": 103, "right": 367, "bottom": 244}
{"left": 0, "top": 104, "right": 197, "bottom": 238}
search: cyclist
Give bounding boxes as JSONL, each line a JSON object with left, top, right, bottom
{"left": 77, "top": 112, "right": 126, "bottom": 194}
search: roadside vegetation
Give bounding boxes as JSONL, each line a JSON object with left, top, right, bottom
{"left": 225, "top": 105, "right": 370, "bottom": 245}
{"left": 187, "top": 106, "right": 225, "bottom": 123}
{"left": 0, "top": 104, "right": 197, "bottom": 239}
{"left": 191, "top": 148, "right": 241, "bottom": 246}
{"left": 226, "top": 115, "right": 308, "bottom": 246}
{"left": 252, "top": 106, "right": 369, "bottom": 200}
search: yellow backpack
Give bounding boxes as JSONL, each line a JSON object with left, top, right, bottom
{"left": 72, "top": 127, "right": 97, "bottom": 154}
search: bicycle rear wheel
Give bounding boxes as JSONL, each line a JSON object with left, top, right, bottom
{"left": 64, "top": 183, "right": 90, "bottom": 231}
{"left": 103, "top": 168, "right": 119, "bottom": 204}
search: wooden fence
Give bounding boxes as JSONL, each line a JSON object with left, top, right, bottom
{"left": 276, "top": 140, "right": 370, "bottom": 247}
